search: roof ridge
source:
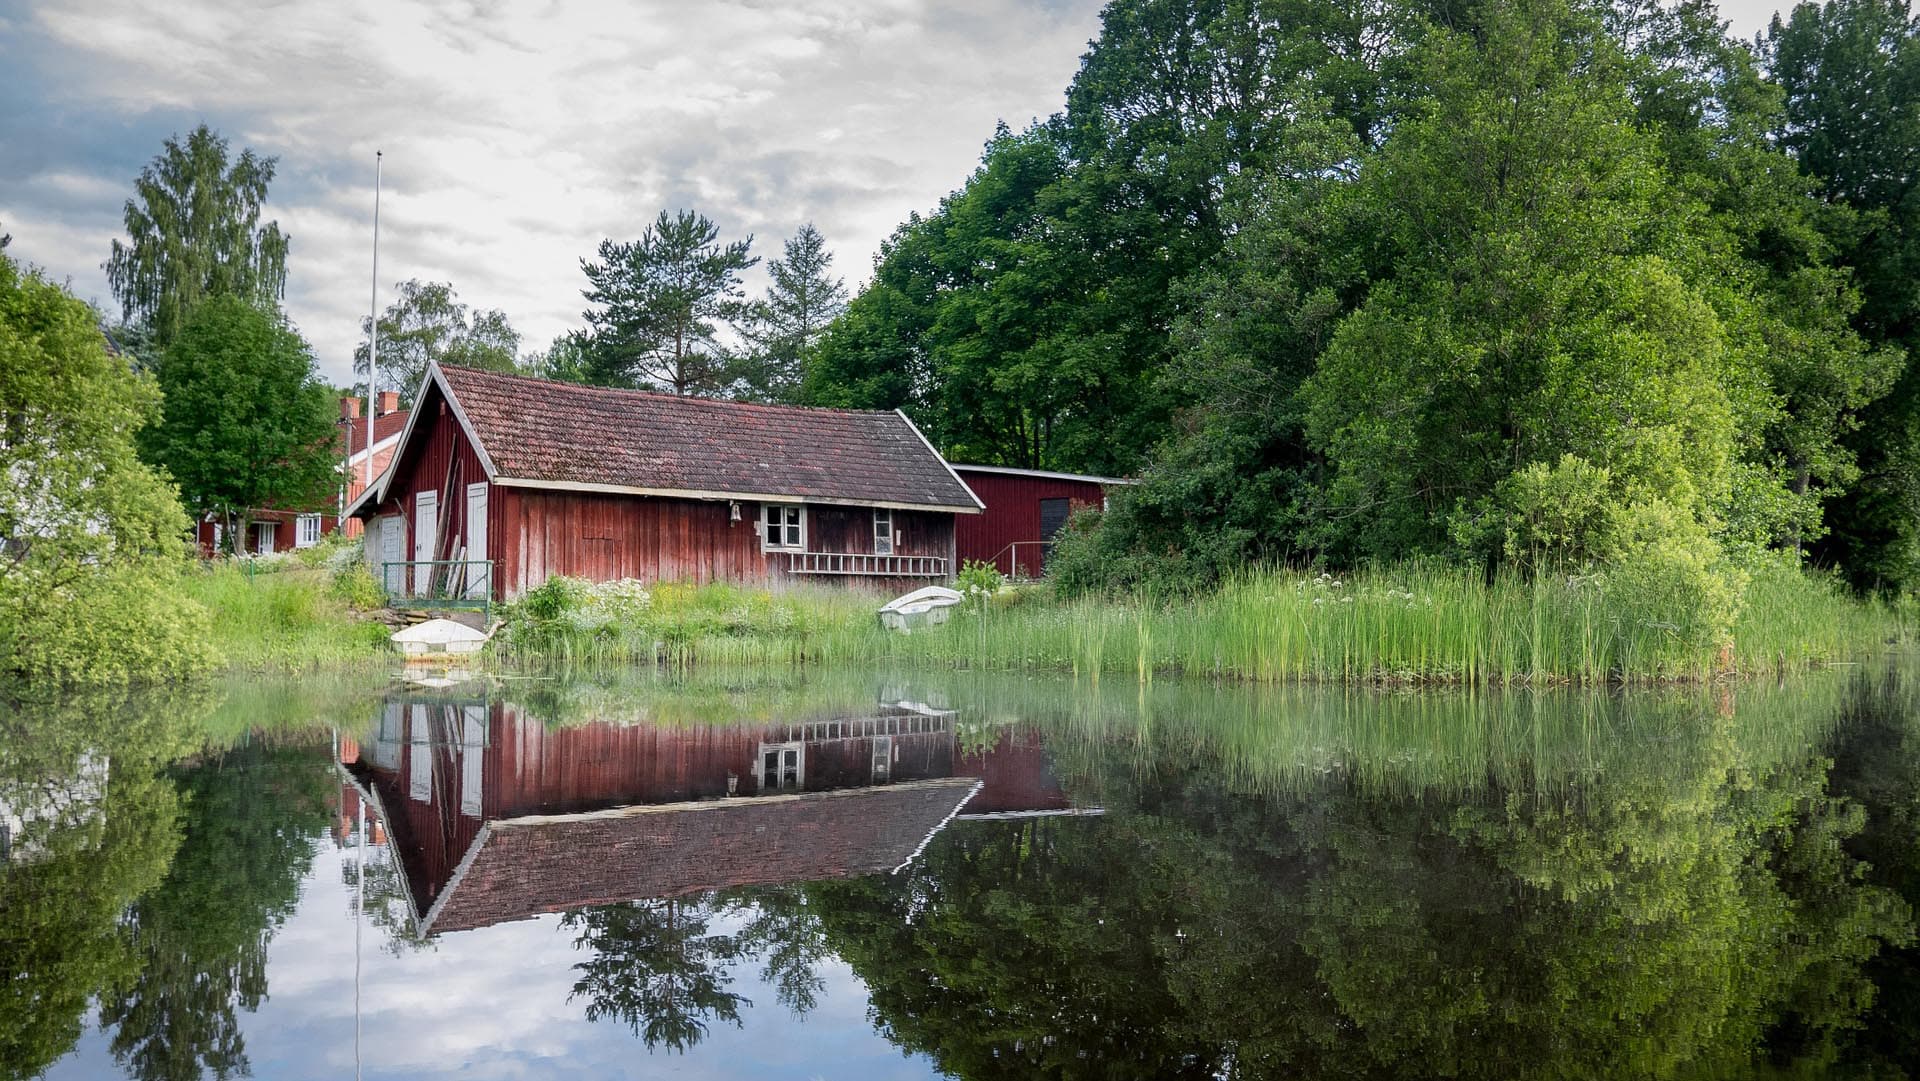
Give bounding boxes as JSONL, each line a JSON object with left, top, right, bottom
{"left": 437, "top": 363, "right": 897, "bottom": 418}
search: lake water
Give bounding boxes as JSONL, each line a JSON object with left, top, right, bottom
{"left": 4, "top": 664, "right": 1918, "bottom": 1079}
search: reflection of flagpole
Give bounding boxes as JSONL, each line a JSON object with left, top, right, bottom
{"left": 356, "top": 796, "right": 365, "bottom": 1081}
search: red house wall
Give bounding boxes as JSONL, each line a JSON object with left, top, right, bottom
{"left": 363, "top": 382, "right": 495, "bottom": 596}
{"left": 952, "top": 469, "right": 1109, "bottom": 578}
{"left": 196, "top": 510, "right": 340, "bottom": 557}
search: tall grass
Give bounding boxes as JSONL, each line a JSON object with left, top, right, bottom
{"left": 182, "top": 562, "right": 391, "bottom": 671}
{"left": 498, "top": 563, "right": 1910, "bottom": 686}
{"left": 875, "top": 562, "right": 1908, "bottom": 685}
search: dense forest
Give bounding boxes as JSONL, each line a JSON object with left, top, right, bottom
{"left": 791, "top": 0, "right": 1920, "bottom": 602}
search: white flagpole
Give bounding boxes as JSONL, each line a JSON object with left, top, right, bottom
{"left": 366, "top": 150, "right": 382, "bottom": 490}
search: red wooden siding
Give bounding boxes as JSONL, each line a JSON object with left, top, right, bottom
{"left": 196, "top": 509, "right": 339, "bottom": 557}
{"left": 497, "top": 490, "right": 955, "bottom": 598}
{"left": 363, "top": 381, "right": 496, "bottom": 597}
{"left": 952, "top": 468, "right": 1110, "bottom": 578}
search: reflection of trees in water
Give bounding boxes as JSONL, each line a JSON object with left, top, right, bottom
{"left": 565, "top": 898, "right": 749, "bottom": 1051}
{"left": 339, "top": 838, "right": 433, "bottom": 957}
{"left": 788, "top": 680, "right": 1918, "bottom": 1080}
{"left": 96, "top": 740, "right": 336, "bottom": 1081}
{"left": 564, "top": 886, "right": 833, "bottom": 1053}
{"left": 0, "top": 687, "right": 204, "bottom": 1080}
{"left": 1822, "top": 671, "right": 1920, "bottom": 1071}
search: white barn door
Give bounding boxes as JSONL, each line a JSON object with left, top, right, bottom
{"left": 464, "top": 482, "right": 488, "bottom": 600}
{"left": 413, "top": 490, "right": 437, "bottom": 595}
{"left": 378, "top": 516, "right": 405, "bottom": 594}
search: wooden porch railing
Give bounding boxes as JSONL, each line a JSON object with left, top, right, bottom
{"left": 782, "top": 551, "right": 949, "bottom": 578}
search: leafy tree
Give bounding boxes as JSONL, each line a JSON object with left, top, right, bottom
{"left": 352, "top": 279, "right": 521, "bottom": 401}
{"left": 0, "top": 252, "right": 214, "bottom": 688}
{"left": 1765, "top": 0, "right": 1920, "bottom": 590}
{"left": 579, "top": 210, "right": 756, "bottom": 395}
{"left": 104, "top": 125, "right": 289, "bottom": 346}
{"left": 738, "top": 224, "right": 847, "bottom": 402}
{"left": 1300, "top": 0, "right": 1761, "bottom": 568}
{"left": 518, "top": 329, "right": 600, "bottom": 385}
{"left": 141, "top": 295, "right": 340, "bottom": 549}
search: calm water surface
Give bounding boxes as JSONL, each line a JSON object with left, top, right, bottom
{"left": 4, "top": 666, "right": 1918, "bottom": 1079}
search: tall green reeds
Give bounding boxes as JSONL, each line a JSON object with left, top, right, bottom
{"left": 495, "top": 562, "right": 1909, "bottom": 686}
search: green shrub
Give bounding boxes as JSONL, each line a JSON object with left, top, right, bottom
{"left": 328, "top": 563, "right": 387, "bottom": 611}
{"left": 956, "top": 560, "right": 1004, "bottom": 607}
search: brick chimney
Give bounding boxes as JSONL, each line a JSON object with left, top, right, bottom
{"left": 340, "top": 395, "right": 361, "bottom": 421}
{"left": 375, "top": 391, "right": 400, "bottom": 416}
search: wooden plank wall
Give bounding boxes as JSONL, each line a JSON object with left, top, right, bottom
{"left": 499, "top": 492, "right": 956, "bottom": 598}
{"left": 952, "top": 470, "right": 1108, "bottom": 577}
{"left": 365, "top": 383, "right": 496, "bottom": 596}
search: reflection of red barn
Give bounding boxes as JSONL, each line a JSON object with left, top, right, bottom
{"left": 950, "top": 465, "right": 1130, "bottom": 579}
{"left": 344, "top": 698, "right": 1088, "bottom": 935}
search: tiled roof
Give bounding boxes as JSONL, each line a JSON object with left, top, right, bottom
{"left": 344, "top": 409, "right": 409, "bottom": 460}
{"left": 423, "top": 778, "right": 981, "bottom": 934}
{"left": 437, "top": 364, "right": 981, "bottom": 511}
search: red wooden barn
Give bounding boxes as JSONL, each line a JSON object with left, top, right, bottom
{"left": 345, "top": 363, "right": 984, "bottom": 601}
{"left": 949, "top": 465, "right": 1131, "bottom": 579}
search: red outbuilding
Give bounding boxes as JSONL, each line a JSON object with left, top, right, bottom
{"left": 345, "top": 363, "right": 984, "bottom": 601}
{"left": 950, "top": 465, "right": 1131, "bottom": 579}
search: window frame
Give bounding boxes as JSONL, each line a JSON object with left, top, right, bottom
{"left": 295, "top": 514, "right": 322, "bottom": 548}
{"left": 873, "top": 508, "right": 894, "bottom": 555}
{"left": 757, "top": 741, "right": 805, "bottom": 790}
{"left": 760, "top": 503, "right": 806, "bottom": 552}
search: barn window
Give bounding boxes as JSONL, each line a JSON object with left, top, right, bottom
{"left": 295, "top": 514, "right": 322, "bottom": 548}
{"left": 873, "top": 508, "right": 894, "bottom": 555}
{"left": 761, "top": 503, "right": 805, "bottom": 551}
{"left": 759, "top": 742, "right": 804, "bottom": 790}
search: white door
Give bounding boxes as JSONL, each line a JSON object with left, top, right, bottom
{"left": 256, "top": 521, "right": 276, "bottom": 553}
{"left": 460, "top": 705, "right": 486, "bottom": 817}
{"left": 378, "top": 516, "right": 405, "bottom": 594}
{"left": 464, "top": 483, "right": 488, "bottom": 600}
{"left": 413, "top": 490, "right": 437, "bottom": 595}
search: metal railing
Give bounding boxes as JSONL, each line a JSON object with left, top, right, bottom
{"left": 379, "top": 559, "right": 494, "bottom": 618}
{"left": 782, "top": 551, "right": 949, "bottom": 578}
{"left": 983, "top": 540, "right": 1055, "bottom": 581}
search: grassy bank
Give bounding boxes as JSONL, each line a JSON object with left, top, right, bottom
{"left": 181, "top": 559, "right": 390, "bottom": 672}
{"left": 500, "top": 561, "right": 1910, "bottom": 685}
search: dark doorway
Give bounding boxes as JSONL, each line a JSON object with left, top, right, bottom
{"left": 1039, "top": 498, "right": 1071, "bottom": 571}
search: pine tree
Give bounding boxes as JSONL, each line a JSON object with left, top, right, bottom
{"left": 739, "top": 224, "right": 848, "bottom": 402}
{"left": 579, "top": 211, "right": 756, "bottom": 395}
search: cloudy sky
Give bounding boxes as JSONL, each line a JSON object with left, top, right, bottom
{"left": 2, "top": 0, "right": 1795, "bottom": 388}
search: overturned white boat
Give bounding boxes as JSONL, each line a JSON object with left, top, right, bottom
{"left": 878, "top": 585, "right": 964, "bottom": 633}
{"left": 391, "top": 618, "right": 496, "bottom": 660}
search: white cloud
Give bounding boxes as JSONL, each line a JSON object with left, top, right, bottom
{"left": 3, "top": 0, "right": 1104, "bottom": 382}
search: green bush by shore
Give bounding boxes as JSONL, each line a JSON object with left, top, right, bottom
{"left": 178, "top": 554, "right": 389, "bottom": 673}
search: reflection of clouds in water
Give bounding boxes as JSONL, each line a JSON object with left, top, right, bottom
{"left": 251, "top": 845, "right": 935, "bottom": 1080}
{"left": 44, "top": 842, "right": 937, "bottom": 1080}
